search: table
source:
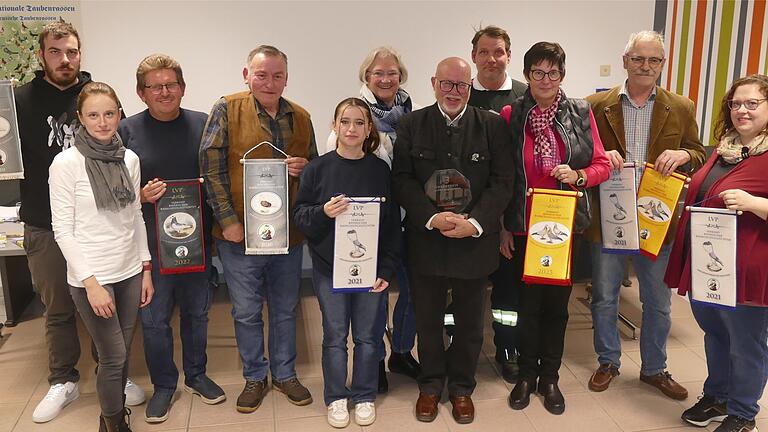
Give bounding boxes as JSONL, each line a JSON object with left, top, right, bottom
{"left": 0, "top": 222, "right": 34, "bottom": 326}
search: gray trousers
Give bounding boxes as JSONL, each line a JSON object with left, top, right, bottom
{"left": 24, "top": 225, "right": 81, "bottom": 385}
{"left": 70, "top": 273, "right": 142, "bottom": 416}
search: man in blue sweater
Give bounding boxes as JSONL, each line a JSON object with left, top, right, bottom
{"left": 119, "top": 54, "right": 225, "bottom": 423}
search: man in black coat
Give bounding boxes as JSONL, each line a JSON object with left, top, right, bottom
{"left": 392, "top": 57, "right": 513, "bottom": 425}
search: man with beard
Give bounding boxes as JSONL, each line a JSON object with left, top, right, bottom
{"left": 14, "top": 20, "right": 144, "bottom": 423}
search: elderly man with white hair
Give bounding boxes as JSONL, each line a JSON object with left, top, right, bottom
{"left": 584, "top": 30, "right": 705, "bottom": 398}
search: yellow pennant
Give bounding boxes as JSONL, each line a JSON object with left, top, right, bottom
{"left": 523, "top": 188, "right": 579, "bottom": 286}
{"left": 636, "top": 163, "right": 688, "bottom": 259}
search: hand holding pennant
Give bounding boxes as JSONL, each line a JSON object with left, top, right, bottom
{"left": 636, "top": 163, "right": 689, "bottom": 259}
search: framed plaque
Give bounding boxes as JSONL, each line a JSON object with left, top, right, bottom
{"left": 155, "top": 178, "right": 206, "bottom": 274}
{"left": 689, "top": 207, "right": 738, "bottom": 309}
{"left": 600, "top": 162, "right": 640, "bottom": 254}
{"left": 0, "top": 80, "right": 23, "bottom": 180}
{"left": 243, "top": 159, "right": 289, "bottom": 255}
{"left": 332, "top": 197, "right": 382, "bottom": 293}
{"left": 425, "top": 168, "right": 471, "bottom": 213}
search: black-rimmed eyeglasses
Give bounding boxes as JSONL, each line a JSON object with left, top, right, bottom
{"left": 530, "top": 69, "right": 562, "bottom": 81}
{"left": 144, "top": 82, "right": 181, "bottom": 95}
{"left": 438, "top": 80, "right": 471, "bottom": 95}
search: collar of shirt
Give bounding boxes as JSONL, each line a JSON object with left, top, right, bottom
{"left": 437, "top": 103, "right": 468, "bottom": 127}
{"left": 472, "top": 74, "right": 513, "bottom": 91}
{"left": 253, "top": 96, "right": 293, "bottom": 118}
{"left": 619, "top": 81, "right": 657, "bottom": 108}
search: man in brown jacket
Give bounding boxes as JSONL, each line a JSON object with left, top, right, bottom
{"left": 584, "top": 31, "right": 705, "bottom": 400}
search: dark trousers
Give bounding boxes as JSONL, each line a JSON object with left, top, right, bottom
{"left": 24, "top": 225, "right": 82, "bottom": 385}
{"left": 488, "top": 249, "right": 521, "bottom": 361}
{"left": 515, "top": 236, "right": 572, "bottom": 385}
{"left": 411, "top": 272, "right": 485, "bottom": 396}
{"left": 140, "top": 257, "right": 213, "bottom": 393}
{"left": 70, "top": 273, "right": 142, "bottom": 416}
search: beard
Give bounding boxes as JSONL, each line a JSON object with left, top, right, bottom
{"left": 42, "top": 59, "right": 80, "bottom": 88}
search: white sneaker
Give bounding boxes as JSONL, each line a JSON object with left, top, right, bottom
{"left": 327, "top": 399, "right": 349, "bottom": 428}
{"left": 124, "top": 378, "right": 146, "bottom": 406}
{"left": 32, "top": 382, "right": 80, "bottom": 423}
{"left": 354, "top": 401, "right": 376, "bottom": 426}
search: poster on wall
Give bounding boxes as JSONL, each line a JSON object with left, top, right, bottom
{"left": 0, "top": 1, "right": 82, "bottom": 84}
{"left": 0, "top": 80, "right": 23, "bottom": 180}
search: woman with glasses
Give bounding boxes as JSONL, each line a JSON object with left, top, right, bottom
{"left": 504, "top": 42, "right": 610, "bottom": 415}
{"left": 666, "top": 74, "right": 768, "bottom": 432}
{"left": 49, "top": 82, "right": 153, "bottom": 432}
{"left": 324, "top": 47, "right": 421, "bottom": 393}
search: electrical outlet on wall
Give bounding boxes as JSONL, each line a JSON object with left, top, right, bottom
{"left": 600, "top": 65, "right": 611, "bottom": 77}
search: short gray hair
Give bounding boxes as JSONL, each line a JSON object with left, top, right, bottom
{"left": 623, "top": 31, "right": 665, "bottom": 56}
{"left": 358, "top": 46, "right": 409, "bottom": 85}
{"left": 246, "top": 45, "right": 288, "bottom": 69}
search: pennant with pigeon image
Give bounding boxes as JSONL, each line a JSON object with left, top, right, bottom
{"left": 523, "top": 188, "right": 579, "bottom": 286}
{"left": 599, "top": 162, "right": 640, "bottom": 254}
{"left": 688, "top": 206, "right": 738, "bottom": 309}
{"left": 636, "top": 163, "right": 689, "bottom": 260}
{"left": 155, "top": 178, "right": 206, "bottom": 274}
{"left": 0, "top": 80, "right": 23, "bottom": 180}
{"left": 242, "top": 142, "right": 290, "bottom": 255}
{"left": 332, "top": 197, "right": 382, "bottom": 293}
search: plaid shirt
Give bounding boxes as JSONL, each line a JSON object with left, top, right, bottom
{"left": 619, "top": 82, "right": 656, "bottom": 188}
{"left": 199, "top": 96, "right": 317, "bottom": 228}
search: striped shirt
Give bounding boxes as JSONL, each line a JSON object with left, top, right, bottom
{"left": 619, "top": 82, "right": 656, "bottom": 187}
{"left": 199, "top": 96, "right": 317, "bottom": 227}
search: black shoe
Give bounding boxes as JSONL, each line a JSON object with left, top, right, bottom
{"left": 495, "top": 354, "right": 519, "bottom": 384}
{"left": 714, "top": 415, "right": 757, "bottom": 431}
{"left": 538, "top": 382, "right": 565, "bottom": 415}
{"left": 508, "top": 380, "right": 535, "bottom": 410}
{"left": 378, "top": 360, "right": 388, "bottom": 394}
{"left": 682, "top": 394, "right": 727, "bottom": 427}
{"left": 184, "top": 375, "right": 226, "bottom": 405}
{"left": 388, "top": 351, "right": 421, "bottom": 380}
{"left": 145, "top": 391, "right": 174, "bottom": 423}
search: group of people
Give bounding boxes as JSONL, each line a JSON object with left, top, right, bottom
{"left": 13, "top": 18, "right": 768, "bottom": 432}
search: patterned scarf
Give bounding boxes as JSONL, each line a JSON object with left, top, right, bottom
{"left": 716, "top": 130, "right": 768, "bottom": 165}
{"left": 528, "top": 90, "right": 563, "bottom": 174}
{"left": 73, "top": 127, "right": 135, "bottom": 211}
{"left": 368, "top": 88, "right": 412, "bottom": 141}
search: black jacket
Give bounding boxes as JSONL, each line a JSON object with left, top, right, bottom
{"left": 392, "top": 104, "right": 513, "bottom": 279}
{"left": 15, "top": 70, "right": 92, "bottom": 230}
{"left": 505, "top": 90, "right": 596, "bottom": 233}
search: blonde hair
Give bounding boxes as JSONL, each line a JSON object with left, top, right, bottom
{"left": 358, "top": 46, "right": 408, "bottom": 84}
{"left": 136, "top": 53, "right": 185, "bottom": 91}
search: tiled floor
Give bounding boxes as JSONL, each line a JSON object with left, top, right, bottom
{"left": 1, "top": 277, "right": 767, "bottom": 432}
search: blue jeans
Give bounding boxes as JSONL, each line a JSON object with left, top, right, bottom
{"left": 140, "top": 257, "right": 213, "bottom": 393}
{"left": 217, "top": 241, "right": 303, "bottom": 382}
{"left": 691, "top": 301, "right": 768, "bottom": 420}
{"left": 312, "top": 268, "right": 384, "bottom": 406}
{"left": 377, "top": 236, "right": 417, "bottom": 358}
{"left": 590, "top": 242, "right": 672, "bottom": 375}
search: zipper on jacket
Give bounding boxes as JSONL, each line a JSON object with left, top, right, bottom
{"left": 520, "top": 104, "right": 536, "bottom": 231}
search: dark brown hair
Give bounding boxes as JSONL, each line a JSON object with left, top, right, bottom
{"left": 38, "top": 19, "right": 80, "bottom": 51}
{"left": 333, "top": 98, "right": 380, "bottom": 155}
{"left": 523, "top": 41, "right": 566, "bottom": 80}
{"left": 471, "top": 25, "right": 511, "bottom": 52}
{"left": 713, "top": 74, "right": 768, "bottom": 141}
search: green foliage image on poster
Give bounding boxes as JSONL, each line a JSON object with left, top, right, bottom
{"left": 0, "top": 20, "right": 45, "bottom": 85}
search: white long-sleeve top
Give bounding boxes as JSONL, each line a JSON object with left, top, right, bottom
{"left": 49, "top": 147, "right": 151, "bottom": 287}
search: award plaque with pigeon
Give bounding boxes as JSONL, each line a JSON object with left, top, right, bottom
{"left": 155, "top": 178, "right": 206, "bottom": 274}
{"left": 636, "top": 163, "right": 689, "bottom": 259}
{"left": 332, "top": 197, "right": 383, "bottom": 292}
{"left": 599, "top": 162, "right": 640, "bottom": 254}
{"left": 688, "top": 206, "right": 738, "bottom": 308}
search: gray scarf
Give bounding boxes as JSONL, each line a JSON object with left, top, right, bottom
{"left": 73, "top": 127, "right": 135, "bottom": 211}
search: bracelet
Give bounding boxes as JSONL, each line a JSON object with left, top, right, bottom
{"left": 142, "top": 262, "right": 152, "bottom": 272}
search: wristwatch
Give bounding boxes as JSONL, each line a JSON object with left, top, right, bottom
{"left": 575, "top": 170, "right": 586, "bottom": 187}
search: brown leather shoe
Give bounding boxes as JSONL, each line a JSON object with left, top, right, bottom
{"left": 449, "top": 395, "right": 475, "bottom": 424}
{"left": 415, "top": 392, "right": 440, "bottom": 422}
{"left": 588, "top": 364, "right": 620, "bottom": 392}
{"left": 640, "top": 371, "right": 688, "bottom": 400}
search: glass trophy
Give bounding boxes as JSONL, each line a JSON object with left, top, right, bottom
{"left": 425, "top": 169, "right": 472, "bottom": 213}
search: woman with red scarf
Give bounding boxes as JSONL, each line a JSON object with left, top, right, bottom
{"left": 665, "top": 74, "right": 768, "bottom": 432}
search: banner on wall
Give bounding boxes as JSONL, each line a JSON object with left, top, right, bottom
{"left": 599, "top": 162, "right": 639, "bottom": 254}
{"left": 0, "top": 2, "right": 82, "bottom": 84}
{"left": 636, "top": 163, "right": 688, "bottom": 260}
{"left": 688, "top": 207, "right": 738, "bottom": 309}
{"left": 523, "top": 188, "right": 579, "bottom": 286}
{"left": 0, "top": 80, "right": 23, "bottom": 180}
